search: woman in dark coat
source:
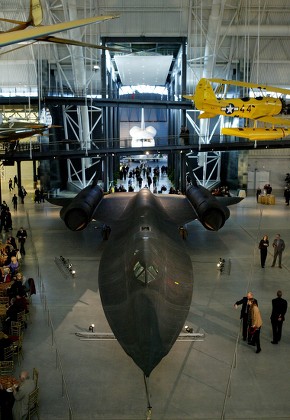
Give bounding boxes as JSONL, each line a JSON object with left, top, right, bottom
{"left": 259, "top": 235, "right": 269, "bottom": 268}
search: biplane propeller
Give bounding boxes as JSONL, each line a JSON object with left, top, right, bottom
{"left": 184, "top": 78, "right": 290, "bottom": 141}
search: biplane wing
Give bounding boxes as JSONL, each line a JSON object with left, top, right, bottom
{"left": 257, "top": 116, "right": 290, "bottom": 126}
{"left": 209, "top": 78, "right": 290, "bottom": 96}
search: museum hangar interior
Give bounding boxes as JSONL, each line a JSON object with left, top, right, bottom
{"left": 1, "top": 0, "right": 290, "bottom": 194}
{"left": 0, "top": 1, "right": 290, "bottom": 420}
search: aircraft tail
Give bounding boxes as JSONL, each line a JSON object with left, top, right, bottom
{"left": 29, "top": 0, "right": 43, "bottom": 27}
{"left": 194, "top": 78, "right": 218, "bottom": 108}
{"left": 0, "top": 0, "right": 43, "bottom": 30}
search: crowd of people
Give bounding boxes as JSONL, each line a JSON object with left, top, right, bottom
{"left": 7, "top": 176, "right": 28, "bottom": 207}
{"left": 33, "top": 188, "right": 45, "bottom": 204}
{"left": 0, "top": 213, "right": 36, "bottom": 418}
{"left": 111, "top": 161, "right": 170, "bottom": 193}
{"left": 0, "top": 229, "right": 27, "bottom": 268}
{"left": 211, "top": 185, "right": 231, "bottom": 197}
{"left": 234, "top": 289, "right": 288, "bottom": 354}
{"left": 233, "top": 232, "right": 287, "bottom": 354}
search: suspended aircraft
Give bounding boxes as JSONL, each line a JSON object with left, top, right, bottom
{"left": 48, "top": 180, "right": 242, "bottom": 410}
{"left": 0, "top": 114, "right": 52, "bottom": 144}
{"left": 184, "top": 78, "right": 290, "bottom": 141}
{"left": 0, "top": 0, "right": 119, "bottom": 50}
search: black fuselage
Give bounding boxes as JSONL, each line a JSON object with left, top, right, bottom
{"left": 99, "top": 188, "right": 193, "bottom": 377}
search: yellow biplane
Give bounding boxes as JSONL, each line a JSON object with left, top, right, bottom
{"left": 184, "top": 78, "right": 290, "bottom": 141}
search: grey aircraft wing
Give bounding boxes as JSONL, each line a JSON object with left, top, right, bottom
{"left": 47, "top": 184, "right": 243, "bottom": 232}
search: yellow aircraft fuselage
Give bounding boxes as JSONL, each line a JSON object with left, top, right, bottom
{"left": 184, "top": 78, "right": 290, "bottom": 141}
{"left": 193, "top": 78, "right": 283, "bottom": 121}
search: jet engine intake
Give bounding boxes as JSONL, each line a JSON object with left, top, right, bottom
{"left": 60, "top": 184, "right": 103, "bottom": 231}
{"left": 186, "top": 184, "right": 230, "bottom": 231}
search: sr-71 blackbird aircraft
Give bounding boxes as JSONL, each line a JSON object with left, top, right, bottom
{"left": 184, "top": 78, "right": 290, "bottom": 141}
{"left": 0, "top": 0, "right": 119, "bottom": 50}
{"left": 49, "top": 182, "right": 242, "bottom": 380}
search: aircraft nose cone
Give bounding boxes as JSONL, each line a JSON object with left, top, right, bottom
{"left": 131, "top": 292, "right": 164, "bottom": 377}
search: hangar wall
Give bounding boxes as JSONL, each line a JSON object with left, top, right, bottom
{"left": 244, "top": 149, "right": 290, "bottom": 195}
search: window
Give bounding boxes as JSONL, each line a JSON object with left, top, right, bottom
{"left": 134, "top": 261, "right": 146, "bottom": 283}
{"left": 133, "top": 261, "right": 158, "bottom": 284}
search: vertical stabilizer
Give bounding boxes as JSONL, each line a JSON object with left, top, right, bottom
{"left": 193, "top": 78, "right": 219, "bottom": 118}
{"left": 29, "top": 0, "right": 43, "bottom": 27}
{"left": 194, "top": 78, "right": 217, "bottom": 105}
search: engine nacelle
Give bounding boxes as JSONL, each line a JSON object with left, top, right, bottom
{"left": 186, "top": 184, "right": 230, "bottom": 231}
{"left": 60, "top": 184, "right": 103, "bottom": 231}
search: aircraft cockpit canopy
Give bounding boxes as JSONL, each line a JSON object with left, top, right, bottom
{"left": 133, "top": 261, "right": 159, "bottom": 285}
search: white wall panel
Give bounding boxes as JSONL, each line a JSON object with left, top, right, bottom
{"left": 0, "top": 62, "right": 37, "bottom": 87}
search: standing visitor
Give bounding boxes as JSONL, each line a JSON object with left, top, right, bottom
{"left": 12, "top": 194, "right": 18, "bottom": 211}
{"left": 16, "top": 227, "right": 27, "bottom": 256}
{"left": 271, "top": 234, "right": 285, "bottom": 268}
{"left": 271, "top": 290, "right": 287, "bottom": 344}
{"left": 8, "top": 178, "right": 13, "bottom": 192}
{"left": 258, "top": 235, "right": 269, "bottom": 268}
{"left": 248, "top": 298, "right": 262, "bottom": 354}
{"left": 234, "top": 292, "right": 258, "bottom": 342}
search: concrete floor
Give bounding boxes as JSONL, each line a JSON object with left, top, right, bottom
{"left": 3, "top": 173, "right": 290, "bottom": 420}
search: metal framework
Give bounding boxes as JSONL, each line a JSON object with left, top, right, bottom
{"left": 185, "top": 109, "right": 222, "bottom": 187}
{"left": 2, "top": 1, "right": 290, "bottom": 192}
{"left": 40, "top": 0, "right": 104, "bottom": 190}
{"left": 62, "top": 104, "right": 102, "bottom": 189}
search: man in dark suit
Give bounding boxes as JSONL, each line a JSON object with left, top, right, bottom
{"left": 234, "top": 291, "right": 258, "bottom": 342}
{"left": 271, "top": 234, "right": 285, "bottom": 268}
{"left": 16, "top": 227, "right": 27, "bottom": 256}
{"left": 271, "top": 290, "right": 288, "bottom": 344}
